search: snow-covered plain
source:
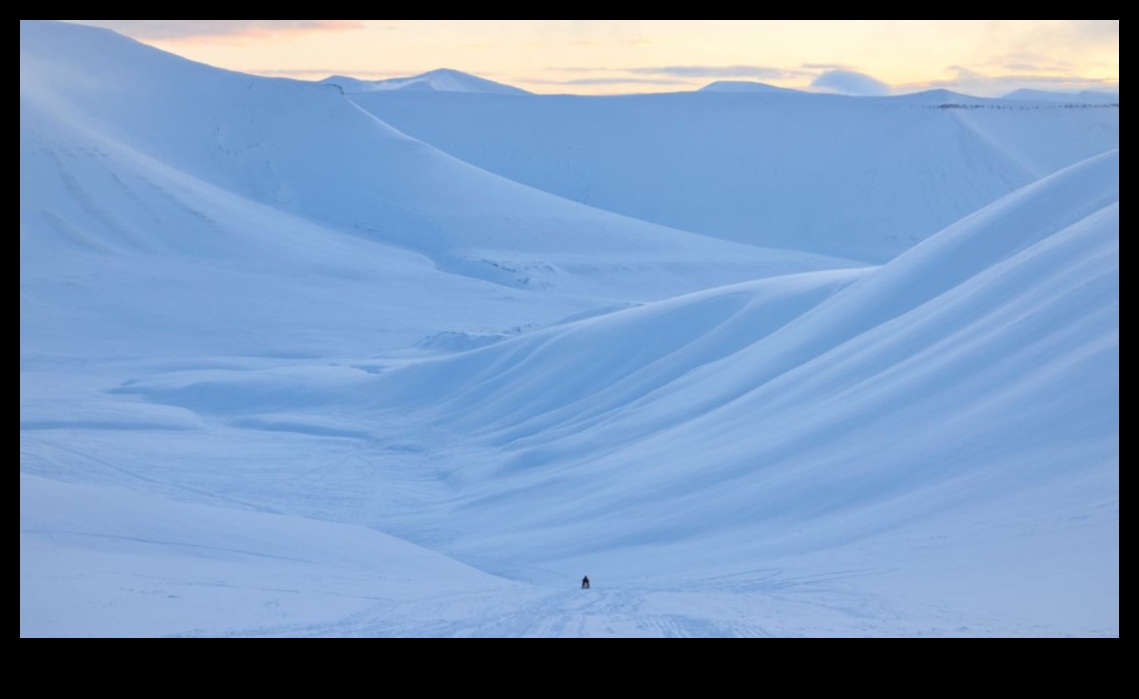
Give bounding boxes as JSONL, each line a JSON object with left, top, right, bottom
{"left": 20, "top": 21, "right": 1118, "bottom": 637}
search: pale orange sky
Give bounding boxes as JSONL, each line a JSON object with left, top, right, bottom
{"left": 71, "top": 20, "right": 1119, "bottom": 96}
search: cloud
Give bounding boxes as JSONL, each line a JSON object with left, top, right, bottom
{"left": 978, "top": 51, "right": 1081, "bottom": 75}
{"left": 627, "top": 65, "right": 811, "bottom": 80}
{"left": 570, "top": 39, "right": 653, "bottom": 48}
{"left": 535, "top": 20, "right": 643, "bottom": 36}
{"left": 994, "top": 19, "right": 1119, "bottom": 54}
{"left": 544, "top": 77, "right": 690, "bottom": 87}
{"left": 901, "top": 66, "right": 1119, "bottom": 97}
{"left": 1068, "top": 19, "right": 1119, "bottom": 43}
{"left": 474, "top": 20, "right": 644, "bottom": 41}
{"left": 810, "top": 70, "right": 893, "bottom": 96}
{"left": 70, "top": 20, "right": 371, "bottom": 41}
{"left": 801, "top": 63, "right": 854, "bottom": 71}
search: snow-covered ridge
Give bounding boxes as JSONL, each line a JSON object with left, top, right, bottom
{"left": 1004, "top": 88, "right": 1119, "bottom": 105}
{"left": 351, "top": 87, "right": 1118, "bottom": 262}
{"left": 322, "top": 68, "right": 529, "bottom": 95}
{"left": 699, "top": 80, "right": 801, "bottom": 94}
{"left": 21, "top": 21, "right": 848, "bottom": 305}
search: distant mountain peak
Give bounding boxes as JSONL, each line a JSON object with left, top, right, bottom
{"left": 321, "top": 69, "right": 529, "bottom": 95}
{"left": 418, "top": 68, "right": 474, "bottom": 79}
{"left": 699, "top": 80, "right": 800, "bottom": 94}
{"left": 889, "top": 88, "right": 988, "bottom": 105}
{"left": 1003, "top": 88, "right": 1119, "bottom": 105}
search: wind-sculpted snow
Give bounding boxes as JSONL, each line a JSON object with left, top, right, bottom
{"left": 353, "top": 154, "right": 1119, "bottom": 579}
{"left": 351, "top": 90, "right": 1118, "bottom": 262}
{"left": 21, "top": 21, "right": 841, "bottom": 284}
{"left": 20, "top": 20, "right": 850, "bottom": 360}
{"left": 104, "top": 152, "right": 1118, "bottom": 636}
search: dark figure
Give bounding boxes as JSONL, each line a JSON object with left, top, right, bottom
{"left": 582, "top": 576, "right": 591, "bottom": 590}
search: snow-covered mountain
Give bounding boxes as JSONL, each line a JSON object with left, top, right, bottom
{"left": 322, "top": 68, "right": 529, "bottom": 95}
{"left": 1004, "top": 88, "right": 1119, "bottom": 105}
{"left": 20, "top": 20, "right": 1118, "bottom": 637}
{"left": 350, "top": 89, "right": 1118, "bottom": 262}
{"left": 699, "top": 80, "right": 801, "bottom": 94}
{"left": 21, "top": 20, "right": 843, "bottom": 358}
{"left": 888, "top": 88, "right": 992, "bottom": 105}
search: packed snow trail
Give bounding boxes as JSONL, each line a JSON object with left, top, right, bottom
{"left": 26, "top": 476, "right": 1093, "bottom": 637}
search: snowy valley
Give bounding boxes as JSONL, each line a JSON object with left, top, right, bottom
{"left": 20, "top": 20, "right": 1118, "bottom": 637}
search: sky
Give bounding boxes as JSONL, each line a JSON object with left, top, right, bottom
{"left": 68, "top": 20, "right": 1120, "bottom": 96}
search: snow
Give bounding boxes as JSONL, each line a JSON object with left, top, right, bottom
{"left": 321, "top": 69, "right": 529, "bottom": 95}
{"left": 699, "top": 81, "right": 801, "bottom": 94}
{"left": 21, "top": 21, "right": 1118, "bottom": 637}
{"left": 20, "top": 474, "right": 515, "bottom": 638}
{"left": 1003, "top": 89, "right": 1119, "bottom": 105}
{"left": 350, "top": 90, "right": 1117, "bottom": 262}
{"left": 21, "top": 20, "right": 848, "bottom": 359}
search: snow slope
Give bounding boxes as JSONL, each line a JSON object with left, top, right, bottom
{"left": 106, "top": 152, "right": 1119, "bottom": 636}
{"left": 22, "top": 21, "right": 822, "bottom": 277}
{"left": 322, "top": 69, "right": 529, "bottom": 95}
{"left": 356, "top": 150, "right": 1118, "bottom": 560}
{"left": 20, "top": 474, "right": 516, "bottom": 638}
{"left": 21, "top": 20, "right": 849, "bottom": 360}
{"left": 350, "top": 90, "right": 1118, "bottom": 261}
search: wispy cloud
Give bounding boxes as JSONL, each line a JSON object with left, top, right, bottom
{"left": 801, "top": 63, "right": 854, "bottom": 71}
{"left": 972, "top": 52, "right": 1074, "bottom": 75}
{"left": 810, "top": 70, "right": 893, "bottom": 96}
{"left": 627, "top": 65, "right": 811, "bottom": 80}
{"left": 70, "top": 20, "right": 372, "bottom": 41}
{"left": 986, "top": 20, "right": 1119, "bottom": 58}
{"left": 569, "top": 39, "right": 653, "bottom": 48}
{"left": 536, "top": 76, "right": 690, "bottom": 87}
{"left": 904, "top": 66, "right": 1118, "bottom": 97}
{"left": 1060, "top": 19, "right": 1119, "bottom": 45}
{"left": 535, "top": 20, "right": 643, "bottom": 36}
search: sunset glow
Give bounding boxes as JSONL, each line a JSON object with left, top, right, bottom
{"left": 71, "top": 20, "right": 1119, "bottom": 96}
